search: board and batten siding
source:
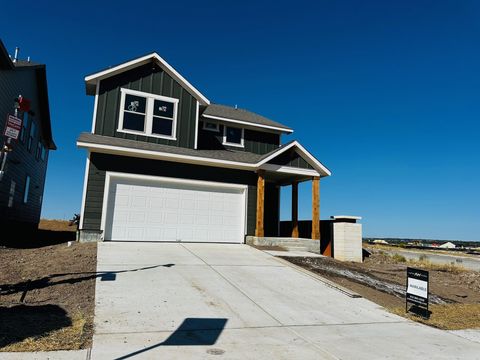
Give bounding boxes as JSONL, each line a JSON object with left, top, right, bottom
{"left": 0, "top": 67, "right": 49, "bottom": 226}
{"left": 198, "top": 121, "right": 280, "bottom": 155}
{"left": 94, "top": 63, "right": 197, "bottom": 148}
{"left": 268, "top": 149, "right": 313, "bottom": 169}
{"left": 82, "top": 153, "right": 281, "bottom": 237}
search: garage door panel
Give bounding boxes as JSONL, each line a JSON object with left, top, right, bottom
{"left": 105, "top": 176, "right": 245, "bottom": 243}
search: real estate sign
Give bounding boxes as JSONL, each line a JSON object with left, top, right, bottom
{"left": 3, "top": 114, "right": 23, "bottom": 141}
{"left": 406, "top": 267, "right": 429, "bottom": 318}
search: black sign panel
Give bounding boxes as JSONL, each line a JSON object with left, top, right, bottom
{"left": 406, "top": 267, "right": 429, "bottom": 319}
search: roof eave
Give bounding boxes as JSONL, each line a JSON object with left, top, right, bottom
{"left": 202, "top": 114, "right": 293, "bottom": 134}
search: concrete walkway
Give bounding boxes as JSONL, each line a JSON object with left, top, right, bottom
{"left": 90, "top": 242, "right": 480, "bottom": 359}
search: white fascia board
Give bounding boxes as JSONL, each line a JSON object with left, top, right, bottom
{"left": 202, "top": 114, "right": 293, "bottom": 134}
{"left": 77, "top": 141, "right": 255, "bottom": 171}
{"left": 257, "top": 141, "right": 332, "bottom": 177}
{"left": 84, "top": 53, "right": 210, "bottom": 105}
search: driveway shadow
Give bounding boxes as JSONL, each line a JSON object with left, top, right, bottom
{"left": 0, "top": 304, "right": 71, "bottom": 348}
{"left": 115, "top": 318, "right": 228, "bottom": 359}
{"left": 0, "top": 264, "right": 175, "bottom": 298}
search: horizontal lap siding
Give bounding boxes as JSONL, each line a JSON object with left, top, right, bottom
{"left": 82, "top": 153, "right": 258, "bottom": 235}
{"left": 95, "top": 63, "right": 197, "bottom": 148}
{"left": 0, "top": 68, "right": 49, "bottom": 225}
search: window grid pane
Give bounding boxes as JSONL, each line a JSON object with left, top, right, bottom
{"left": 226, "top": 127, "right": 242, "bottom": 144}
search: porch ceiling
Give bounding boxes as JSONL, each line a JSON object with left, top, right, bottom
{"left": 264, "top": 171, "right": 312, "bottom": 186}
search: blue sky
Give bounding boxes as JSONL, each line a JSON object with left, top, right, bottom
{"left": 1, "top": 0, "right": 479, "bottom": 240}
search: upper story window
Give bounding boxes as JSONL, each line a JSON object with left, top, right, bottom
{"left": 118, "top": 88, "right": 178, "bottom": 140}
{"left": 223, "top": 126, "right": 244, "bottom": 148}
{"left": 28, "top": 120, "right": 36, "bottom": 151}
{"left": 203, "top": 121, "right": 219, "bottom": 132}
{"left": 20, "top": 112, "right": 29, "bottom": 143}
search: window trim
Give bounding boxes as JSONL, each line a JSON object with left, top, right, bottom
{"left": 202, "top": 121, "right": 219, "bottom": 132}
{"left": 223, "top": 126, "right": 244, "bottom": 148}
{"left": 117, "top": 88, "right": 179, "bottom": 140}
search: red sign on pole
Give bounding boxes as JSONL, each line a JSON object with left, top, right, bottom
{"left": 4, "top": 114, "right": 23, "bottom": 140}
{"left": 18, "top": 96, "right": 31, "bottom": 112}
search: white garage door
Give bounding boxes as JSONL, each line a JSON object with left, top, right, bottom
{"left": 103, "top": 174, "right": 246, "bottom": 243}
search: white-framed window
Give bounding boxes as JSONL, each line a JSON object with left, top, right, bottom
{"left": 202, "top": 121, "right": 219, "bottom": 132}
{"left": 23, "top": 175, "right": 30, "bottom": 204}
{"left": 118, "top": 88, "right": 178, "bottom": 140}
{"left": 223, "top": 126, "right": 244, "bottom": 147}
{"left": 8, "top": 180, "right": 16, "bottom": 208}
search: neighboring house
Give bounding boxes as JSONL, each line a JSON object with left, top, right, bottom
{"left": 77, "top": 52, "right": 331, "bottom": 243}
{"left": 0, "top": 40, "right": 56, "bottom": 233}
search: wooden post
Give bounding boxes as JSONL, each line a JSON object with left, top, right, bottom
{"left": 255, "top": 170, "right": 265, "bottom": 237}
{"left": 311, "top": 176, "right": 320, "bottom": 240}
{"left": 291, "top": 181, "right": 299, "bottom": 238}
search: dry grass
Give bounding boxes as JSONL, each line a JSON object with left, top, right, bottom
{"left": 389, "top": 304, "right": 480, "bottom": 330}
{"left": 39, "top": 219, "right": 75, "bottom": 232}
{"left": 408, "top": 259, "right": 467, "bottom": 273}
{"left": 1, "top": 312, "right": 89, "bottom": 352}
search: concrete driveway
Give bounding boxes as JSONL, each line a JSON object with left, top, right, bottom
{"left": 91, "top": 243, "right": 480, "bottom": 359}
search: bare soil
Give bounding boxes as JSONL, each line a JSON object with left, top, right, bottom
{"left": 282, "top": 250, "right": 480, "bottom": 330}
{"left": 0, "top": 241, "right": 97, "bottom": 351}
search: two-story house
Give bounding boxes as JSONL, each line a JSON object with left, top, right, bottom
{"left": 77, "top": 52, "right": 330, "bottom": 243}
{"left": 0, "top": 40, "right": 56, "bottom": 237}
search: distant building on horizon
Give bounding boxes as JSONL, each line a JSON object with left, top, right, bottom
{"left": 439, "top": 241, "right": 456, "bottom": 249}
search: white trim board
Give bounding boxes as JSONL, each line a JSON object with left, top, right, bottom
{"left": 85, "top": 53, "right": 210, "bottom": 105}
{"left": 90, "top": 80, "right": 99, "bottom": 133}
{"left": 77, "top": 140, "right": 330, "bottom": 177}
{"left": 202, "top": 114, "right": 293, "bottom": 134}
{"left": 79, "top": 153, "right": 91, "bottom": 229}
{"left": 100, "top": 172, "right": 248, "bottom": 242}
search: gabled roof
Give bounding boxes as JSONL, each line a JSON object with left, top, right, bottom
{"left": 202, "top": 104, "right": 293, "bottom": 134}
{"left": 0, "top": 39, "right": 14, "bottom": 70}
{"left": 77, "top": 133, "right": 331, "bottom": 177}
{"left": 258, "top": 140, "right": 331, "bottom": 176}
{"left": 84, "top": 52, "right": 210, "bottom": 105}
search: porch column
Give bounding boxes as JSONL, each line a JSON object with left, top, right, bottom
{"left": 291, "top": 181, "right": 299, "bottom": 238}
{"left": 311, "top": 176, "right": 320, "bottom": 240}
{"left": 255, "top": 170, "right": 265, "bottom": 237}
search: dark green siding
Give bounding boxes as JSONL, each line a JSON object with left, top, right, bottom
{"left": 95, "top": 63, "right": 197, "bottom": 148}
{"left": 198, "top": 122, "right": 280, "bottom": 155}
{"left": 0, "top": 67, "right": 50, "bottom": 226}
{"left": 83, "top": 153, "right": 259, "bottom": 235}
{"left": 268, "top": 149, "right": 313, "bottom": 169}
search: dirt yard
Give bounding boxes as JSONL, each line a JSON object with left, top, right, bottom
{"left": 282, "top": 249, "right": 480, "bottom": 330}
{"left": 0, "top": 238, "right": 97, "bottom": 352}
